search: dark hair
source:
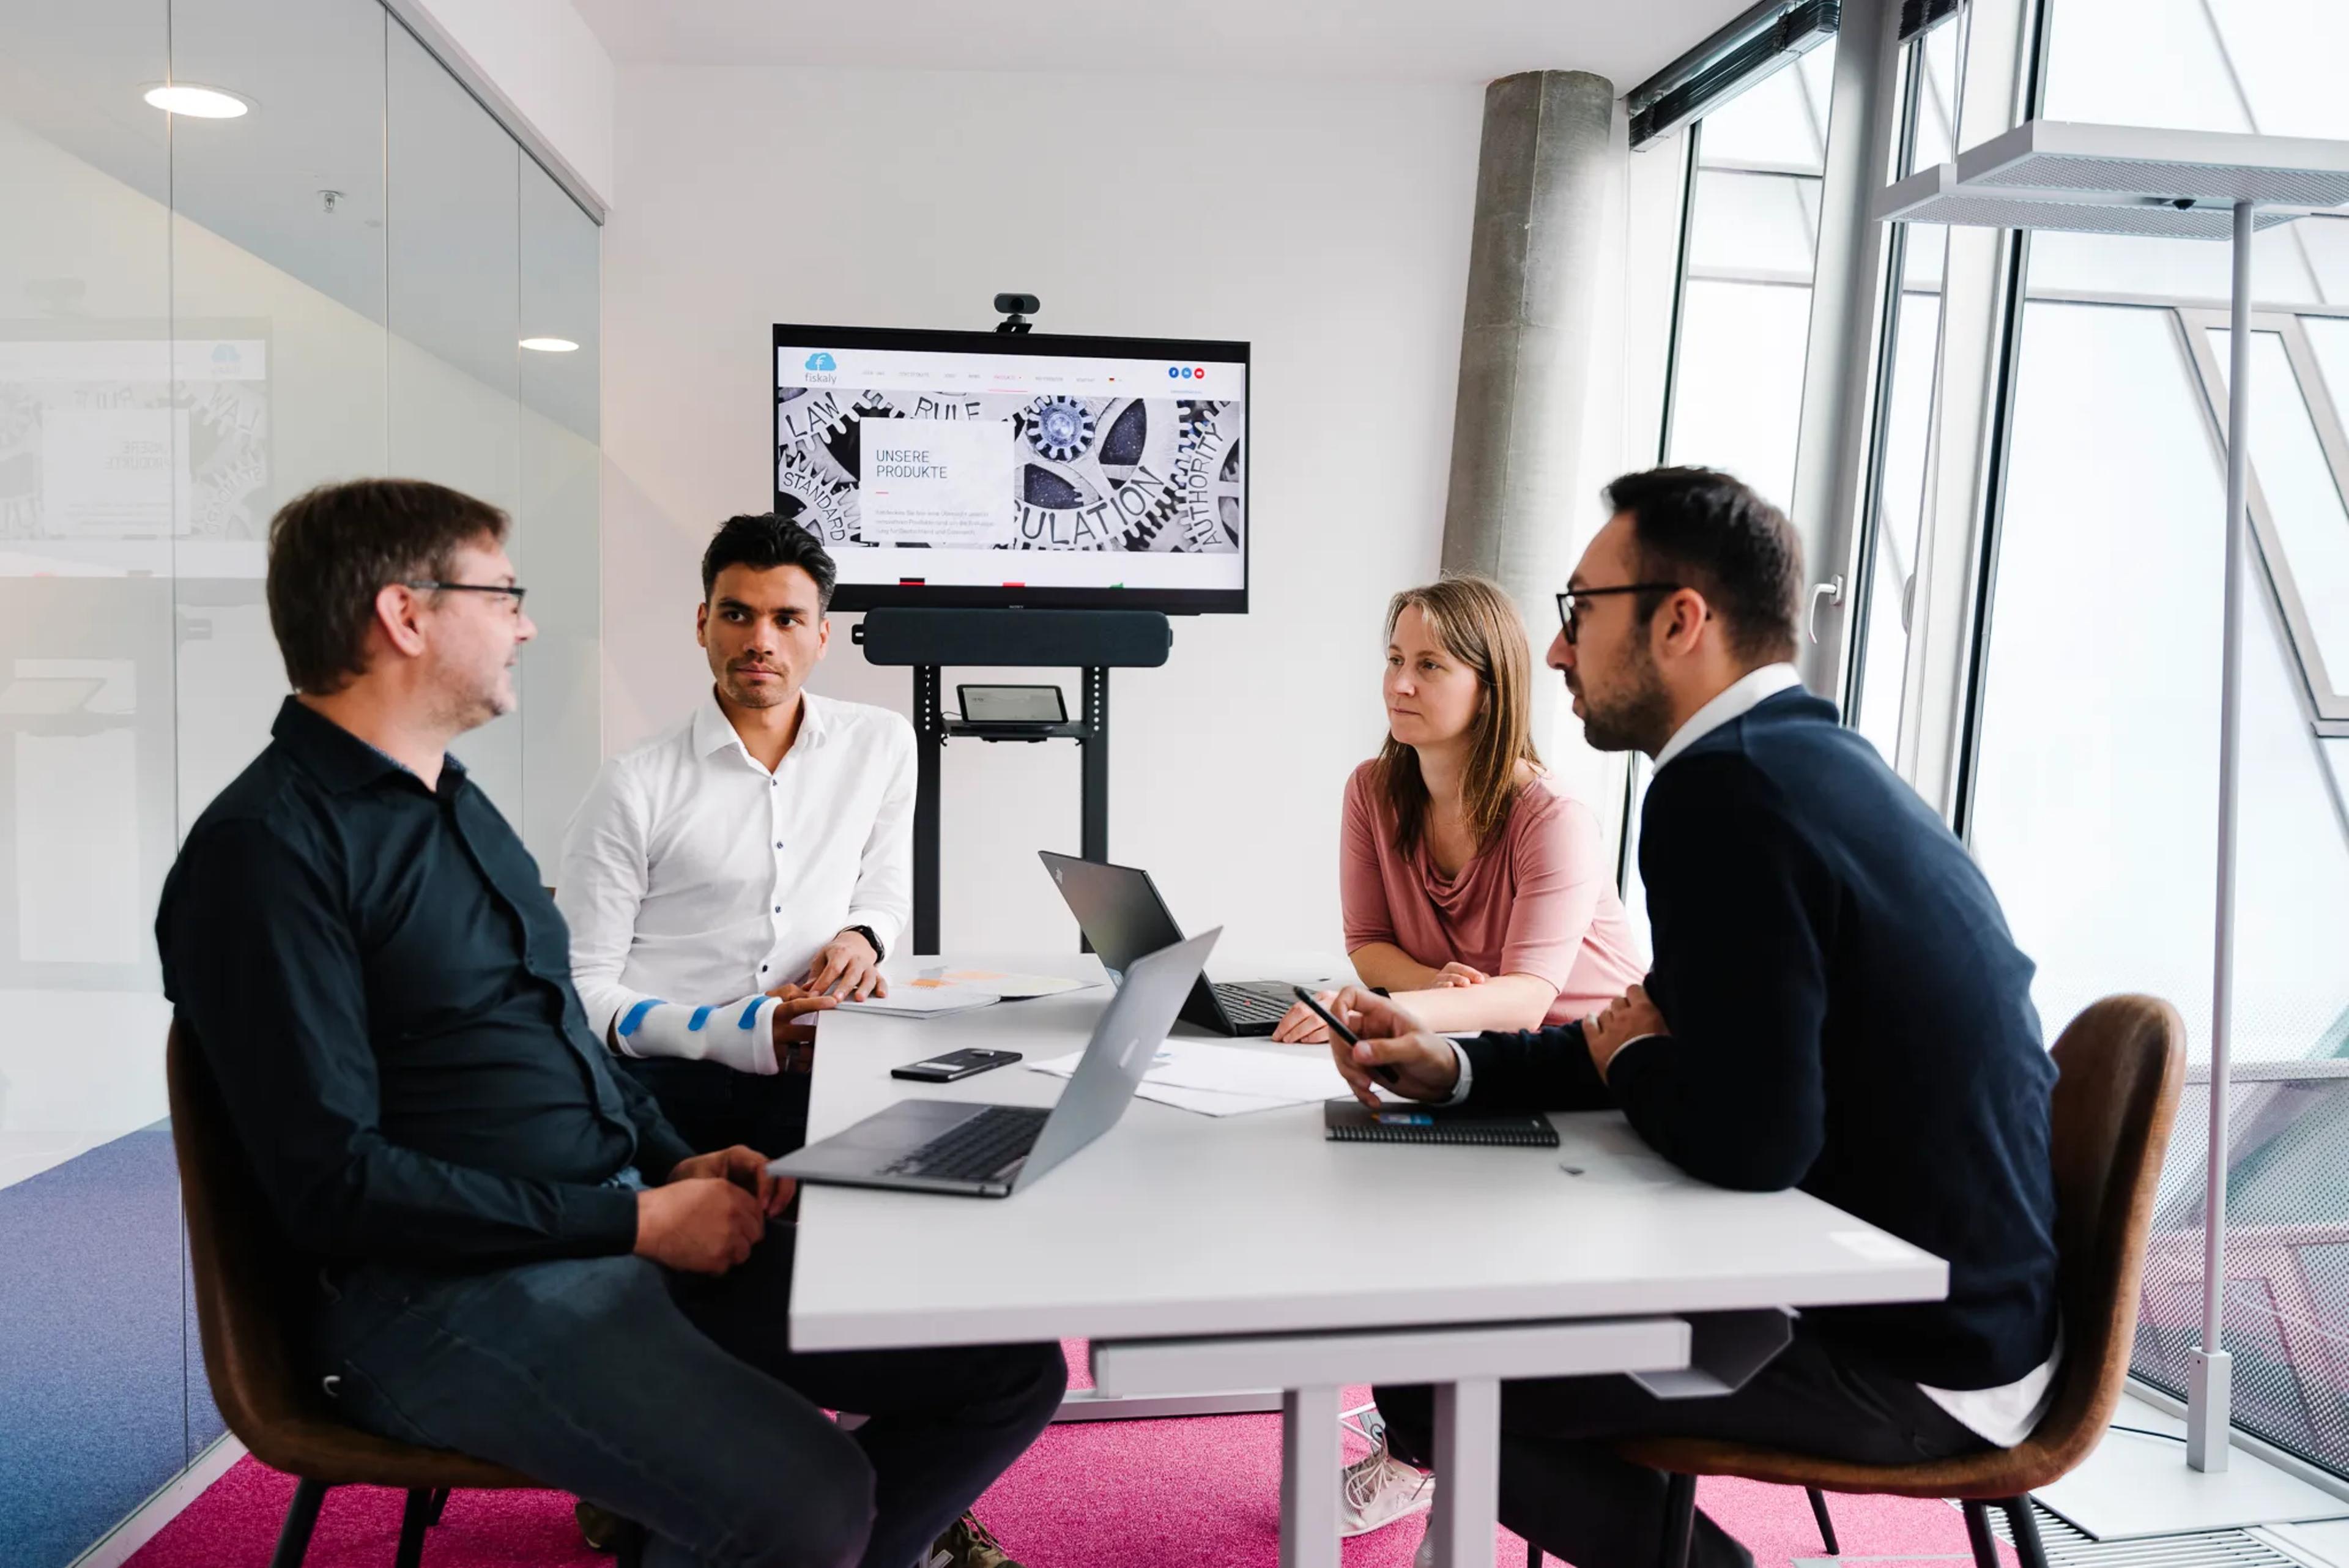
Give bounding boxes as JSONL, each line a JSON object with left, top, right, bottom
{"left": 701, "top": 513, "right": 837, "bottom": 608}
{"left": 1601, "top": 466, "right": 1803, "bottom": 663}
{"left": 265, "top": 478, "right": 508, "bottom": 696}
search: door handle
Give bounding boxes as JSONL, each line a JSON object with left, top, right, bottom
{"left": 1806, "top": 575, "right": 1846, "bottom": 645}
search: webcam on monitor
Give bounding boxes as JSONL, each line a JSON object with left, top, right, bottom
{"left": 993, "top": 293, "right": 1041, "bottom": 333}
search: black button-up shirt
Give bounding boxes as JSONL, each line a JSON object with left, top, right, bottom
{"left": 157, "top": 698, "right": 696, "bottom": 1268}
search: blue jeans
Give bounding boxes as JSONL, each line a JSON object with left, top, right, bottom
{"left": 310, "top": 1225, "right": 1064, "bottom": 1568}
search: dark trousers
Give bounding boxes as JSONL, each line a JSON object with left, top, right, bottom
{"left": 312, "top": 1227, "right": 1065, "bottom": 1568}
{"left": 1375, "top": 1328, "right": 1988, "bottom": 1568}
{"left": 622, "top": 1055, "right": 813, "bottom": 1159}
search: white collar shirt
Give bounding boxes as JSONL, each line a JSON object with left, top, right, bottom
{"left": 556, "top": 688, "right": 915, "bottom": 1062}
{"left": 1649, "top": 662, "right": 1806, "bottom": 773}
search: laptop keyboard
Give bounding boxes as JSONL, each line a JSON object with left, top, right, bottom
{"left": 1214, "top": 983, "right": 1295, "bottom": 1027}
{"left": 885, "top": 1105, "right": 1052, "bottom": 1183}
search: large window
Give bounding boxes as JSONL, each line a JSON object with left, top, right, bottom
{"left": 1622, "top": 45, "right": 1839, "bottom": 931}
{"left": 1961, "top": 0, "right": 2349, "bottom": 1476}
{"left": 0, "top": 3, "right": 601, "bottom": 1561}
{"left": 1849, "top": 22, "right": 1959, "bottom": 759}
{"left": 1664, "top": 43, "right": 1838, "bottom": 503}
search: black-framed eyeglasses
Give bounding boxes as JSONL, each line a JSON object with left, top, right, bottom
{"left": 1556, "top": 584, "right": 1680, "bottom": 645}
{"left": 405, "top": 580, "right": 529, "bottom": 612}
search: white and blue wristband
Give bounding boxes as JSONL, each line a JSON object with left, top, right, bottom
{"left": 612, "top": 994, "right": 785, "bottom": 1074}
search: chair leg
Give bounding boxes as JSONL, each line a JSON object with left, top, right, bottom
{"left": 395, "top": 1488, "right": 433, "bottom": 1568}
{"left": 269, "top": 1479, "right": 330, "bottom": 1568}
{"left": 615, "top": 1519, "right": 648, "bottom": 1568}
{"left": 2002, "top": 1496, "right": 2050, "bottom": 1568}
{"left": 1808, "top": 1487, "right": 1840, "bottom": 1555}
{"left": 1527, "top": 1541, "right": 1544, "bottom": 1567}
{"left": 1961, "top": 1500, "right": 2001, "bottom": 1568}
{"left": 1660, "top": 1472, "right": 1698, "bottom": 1568}
{"left": 427, "top": 1487, "right": 450, "bottom": 1526}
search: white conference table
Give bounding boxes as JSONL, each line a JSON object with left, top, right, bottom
{"left": 787, "top": 953, "right": 1946, "bottom": 1568}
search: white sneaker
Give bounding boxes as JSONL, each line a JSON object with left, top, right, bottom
{"left": 1340, "top": 1429, "right": 1436, "bottom": 1537}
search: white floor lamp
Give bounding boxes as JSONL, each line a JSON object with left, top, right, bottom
{"left": 1878, "top": 119, "right": 2349, "bottom": 1527}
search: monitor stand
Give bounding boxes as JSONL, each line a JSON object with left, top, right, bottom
{"left": 853, "top": 608, "right": 1172, "bottom": 954}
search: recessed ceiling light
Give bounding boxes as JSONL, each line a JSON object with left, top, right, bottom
{"left": 520, "top": 337, "right": 579, "bottom": 353}
{"left": 143, "top": 83, "right": 251, "bottom": 119}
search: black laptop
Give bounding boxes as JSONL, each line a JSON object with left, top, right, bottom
{"left": 1037, "top": 851, "right": 1305, "bottom": 1036}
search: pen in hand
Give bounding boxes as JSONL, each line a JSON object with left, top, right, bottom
{"left": 1291, "top": 986, "right": 1401, "bottom": 1088}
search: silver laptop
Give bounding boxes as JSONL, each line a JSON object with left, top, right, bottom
{"left": 768, "top": 928, "right": 1218, "bottom": 1198}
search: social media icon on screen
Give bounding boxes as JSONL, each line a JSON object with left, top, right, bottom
{"left": 1167, "top": 366, "right": 1181, "bottom": 378}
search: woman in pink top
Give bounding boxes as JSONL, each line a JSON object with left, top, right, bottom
{"left": 1272, "top": 576, "right": 1647, "bottom": 1041}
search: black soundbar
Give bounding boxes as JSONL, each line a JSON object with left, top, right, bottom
{"left": 855, "top": 608, "right": 1172, "bottom": 668}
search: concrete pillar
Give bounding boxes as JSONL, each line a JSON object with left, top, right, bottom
{"left": 1440, "top": 70, "right": 1617, "bottom": 757}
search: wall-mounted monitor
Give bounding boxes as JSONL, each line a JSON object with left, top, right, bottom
{"left": 774, "top": 324, "right": 1248, "bottom": 614}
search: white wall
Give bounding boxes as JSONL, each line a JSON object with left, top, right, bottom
{"left": 601, "top": 64, "right": 1488, "bottom": 960}
{"left": 404, "top": 0, "right": 617, "bottom": 207}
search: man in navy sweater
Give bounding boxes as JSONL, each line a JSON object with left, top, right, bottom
{"left": 1330, "top": 468, "right": 2060, "bottom": 1568}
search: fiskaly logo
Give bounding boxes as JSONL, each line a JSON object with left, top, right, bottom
{"left": 804, "top": 352, "right": 836, "bottom": 371}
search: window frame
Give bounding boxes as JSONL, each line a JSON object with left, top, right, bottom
{"left": 2172, "top": 305, "right": 2349, "bottom": 729}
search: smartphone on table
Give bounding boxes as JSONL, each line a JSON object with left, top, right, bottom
{"left": 890, "top": 1048, "right": 1023, "bottom": 1083}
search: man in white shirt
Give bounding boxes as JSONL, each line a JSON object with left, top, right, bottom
{"left": 559, "top": 515, "right": 1031, "bottom": 1568}
{"left": 558, "top": 513, "right": 915, "bottom": 1159}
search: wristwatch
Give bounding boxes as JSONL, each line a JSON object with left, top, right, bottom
{"left": 842, "top": 924, "right": 885, "bottom": 964}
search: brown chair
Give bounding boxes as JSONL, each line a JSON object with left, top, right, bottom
{"left": 168, "top": 1024, "right": 645, "bottom": 1568}
{"left": 1579, "top": 994, "right": 2187, "bottom": 1568}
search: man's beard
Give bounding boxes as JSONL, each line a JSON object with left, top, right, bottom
{"left": 1570, "top": 650, "right": 1675, "bottom": 756}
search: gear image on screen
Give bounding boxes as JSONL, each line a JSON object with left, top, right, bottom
{"left": 773, "top": 325, "right": 1249, "bottom": 613}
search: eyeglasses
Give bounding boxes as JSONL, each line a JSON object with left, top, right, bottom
{"left": 405, "top": 580, "right": 529, "bottom": 614}
{"left": 1556, "top": 584, "right": 1680, "bottom": 645}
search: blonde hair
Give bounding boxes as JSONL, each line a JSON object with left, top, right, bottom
{"left": 1376, "top": 574, "right": 1541, "bottom": 860}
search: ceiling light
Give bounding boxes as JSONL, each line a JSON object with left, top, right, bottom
{"left": 143, "top": 83, "right": 251, "bottom": 119}
{"left": 520, "top": 337, "right": 580, "bottom": 353}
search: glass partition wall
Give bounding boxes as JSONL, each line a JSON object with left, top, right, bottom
{"left": 0, "top": 2, "right": 601, "bottom": 1560}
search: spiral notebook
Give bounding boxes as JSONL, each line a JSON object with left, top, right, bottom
{"left": 1322, "top": 1099, "right": 1560, "bottom": 1147}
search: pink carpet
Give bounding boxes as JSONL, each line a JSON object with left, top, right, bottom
{"left": 128, "top": 1343, "right": 2009, "bottom": 1568}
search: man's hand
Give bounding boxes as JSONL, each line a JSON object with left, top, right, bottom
{"left": 667, "top": 1145, "right": 795, "bottom": 1218}
{"left": 634, "top": 1178, "right": 765, "bottom": 1275}
{"left": 1271, "top": 990, "right": 1335, "bottom": 1044}
{"left": 1585, "top": 983, "right": 1668, "bottom": 1082}
{"left": 806, "top": 930, "right": 886, "bottom": 1001}
{"left": 763, "top": 982, "right": 837, "bottom": 1073}
{"left": 1433, "top": 962, "right": 1488, "bottom": 988}
{"left": 1325, "top": 986, "right": 1461, "bottom": 1107}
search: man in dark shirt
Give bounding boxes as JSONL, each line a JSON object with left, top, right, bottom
{"left": 157, "top": 479, "right": 1063, "bottom": 1568}
{"left": 1323, "top": 469, "right": 2059, "bottom": 1568}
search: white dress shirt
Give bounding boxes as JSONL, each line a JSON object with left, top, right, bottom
{"left": 557, "top": 689, "right": 915, "bottom": 1074}
{"left": 1453, "top": 662, "right": 2059, "bottom": 1445}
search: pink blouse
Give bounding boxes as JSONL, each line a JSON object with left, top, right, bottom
{"left": 1340, "top": 761, "right": 1648, "bottom": 1027}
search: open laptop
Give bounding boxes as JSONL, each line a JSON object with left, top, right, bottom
{"left": 1038, "top": 851, "right": 1302, "bottom": 1036}
{"left": 769, "top": 928, "right": 1217, "bottom": 1198}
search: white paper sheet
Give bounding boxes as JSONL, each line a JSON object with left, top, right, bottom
{"left": 1025, "top": 1040, "right": 1349, "bottom": 1116}
{"left": 1138, "top": 1040, "right": 1354, "bottom": 1101}
{"left": 1132, "top": 1083, "right": 1299, "bottom": 1117}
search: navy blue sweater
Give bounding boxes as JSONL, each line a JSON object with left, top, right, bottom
{"left": 1461, "top": 688, "right": 2058, "bottom": 1390}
